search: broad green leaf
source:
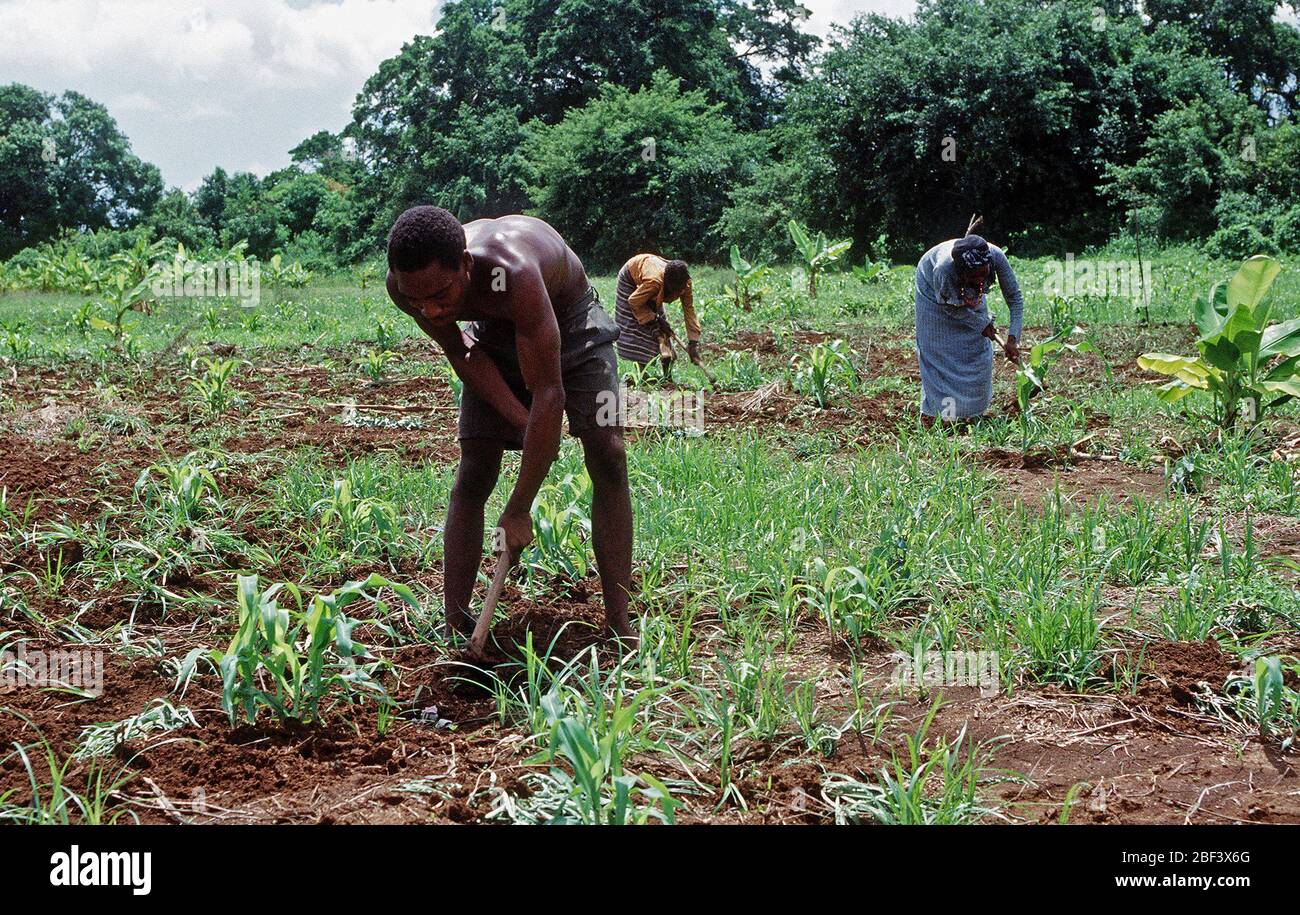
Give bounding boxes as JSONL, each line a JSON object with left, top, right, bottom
{"left": 1265, "top": 354, "right": 1300, "bottom": 381}
{"left": 1256, "top": 379, "right": 1300, "bottom": 399}
{"left": 1226, "top": 255, "right": 1281, "bottom": 312}
{"left": 1154, "top": 379, "right": 1198, "bottom": 402}
{"left": 1199, "top": 336, "right": 1241, "bottom": 374}
{"left": 1194, "top": 287, "right": 1231, "bottom": 340}
{"left": 1137, "top": 353, "right": 1210, "bottom": 382}
{"left": 1259, "top": 315, "right": 1300, "bottom": 359}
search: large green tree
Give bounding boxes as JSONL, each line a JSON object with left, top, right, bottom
{"left": 523, "top": 72, "right": 759, "bottom": 266}
{"left": 1144, "top": 0, "right": 1300, "bottom": 114}
{"left": 0, "top": 83, "right": 162, "bottom": 258}
{"left": 723, "top": 0, "right": 1257, "bottom": 258}
{"left": 342, "top": 0, "right": 814, "bottom": 256}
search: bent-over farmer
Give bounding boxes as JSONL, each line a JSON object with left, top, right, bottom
{"left": 386, "top": 206, "right": 634, "bottom": 642}
{"left": 614, "top": 254, "right": 701, "bottom": 378}
{"left": 914, "top": 232, "right": 1024, "bottom": 425}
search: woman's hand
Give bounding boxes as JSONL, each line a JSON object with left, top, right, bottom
{"left": 1003, "top": 335, "right": 1021, "bottom": 366}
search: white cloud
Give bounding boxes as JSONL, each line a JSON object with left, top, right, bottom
{"left": 113, "top": 91, "right": 161, "bottom": 113}
{"left": 804, "top": 0, "right": 916, "bottom": 35}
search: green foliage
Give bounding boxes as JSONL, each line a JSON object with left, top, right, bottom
{"left": 524, "top": 473, "right": 592, "bottom": 580}
{"left": 215, "top": 573, "right": 418, "bottom": 726}
{"left": 134, "top": 452, "right": 222, "bottom": 524}
{"left": 792, "top": 338, "right": 857, "bottom": 407}
{"left": 357, "top": 348, "right": 394, "bottom": 383}
{"left": 311, "top": 478, "right": 402, "bottom": 558}
{"left": 0, "top": 84, "right": 162, "bottom": 258}
{"left": 519, "top": 686, "right": 679, "bottom": 825}
{"left": 823, "top": 701, "right": 1000, "bottom": 825}
{"left": 1139, "top": 256, "right": 1299, "bottom": 428}
{"left": 786, "top": 220, "right": 850, "bottom": 297}
{"left": 1014, "top": 327, "right": 1101, "bottom": 452}
{"left": 187, "top": 357, "right": 240, "bottom": 415}
{"left": 524, "top": 72, "right": 758, "bottom": 267}
{"left": 727, "top": 244, "right": 769, "bottom": 310}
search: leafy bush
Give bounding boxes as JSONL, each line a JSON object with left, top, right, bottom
{"left": 522, "top": 71, "right": 758, "bottom": 268}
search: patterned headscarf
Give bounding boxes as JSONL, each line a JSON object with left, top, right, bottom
{"left": 952, "top": 234, "right": 991, "bottom": 271}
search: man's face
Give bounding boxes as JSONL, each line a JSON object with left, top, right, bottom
{"left": 955, "top": 264, "right": 990, "bottom": 307}
{"left": 394, "top": 251, "right": 472, "bottom": 326}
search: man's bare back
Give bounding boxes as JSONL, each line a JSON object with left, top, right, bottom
{"left": 457, "top": 215, "right": 589, "bottom": 323}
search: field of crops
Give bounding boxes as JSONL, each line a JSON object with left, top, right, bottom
{"left": 2, "top": 250, "right": 1299, "bottom": 825}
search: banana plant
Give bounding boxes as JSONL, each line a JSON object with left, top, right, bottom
{"left": 109, "top": 235, "right": 167, "bottom": 287}
{"left": 727, "top": 244, "right": 769, "bottom": 311}
{"left": 264, "top": 253, "right": 313, "bottom": 301}
{"left": 787, "top": 220, "right": 852, "bottom": 298}
{"left": 90, "top": 272, "right": 153, "bottom": 341}
{"left": 1138, "top": 256, "right": 1299, "bottom": 429}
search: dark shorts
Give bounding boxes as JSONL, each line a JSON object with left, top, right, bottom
{"left": 458, "top": 286, "right": 623, "bottom": 449}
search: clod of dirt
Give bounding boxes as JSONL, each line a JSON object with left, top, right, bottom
{"left": 1131, "top": 639, "right": 1239, "bottom": 710}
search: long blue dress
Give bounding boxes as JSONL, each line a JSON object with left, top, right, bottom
{"left": 914, "top": 240, "right": 1024, "bottom": 418}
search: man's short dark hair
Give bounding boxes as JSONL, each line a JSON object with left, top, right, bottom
{"left": 387, "top": 205, "right": 466, "bottom": 272}
{"left": 663, "top": 259, "right": 690, "bottom": 293}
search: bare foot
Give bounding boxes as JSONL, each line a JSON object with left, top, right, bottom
{"left": 608, "top": 620, "right": 638, "bottom": 651}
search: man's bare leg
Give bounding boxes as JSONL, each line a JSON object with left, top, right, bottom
{"left": 442, "top": 437, "right": 505, "bottom": 639}
{"left": 579, "top": 427, "right": 635, "bottom": 643}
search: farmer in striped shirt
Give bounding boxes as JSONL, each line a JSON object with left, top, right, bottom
{"left": 614, "top": 254, "right": 701, "bottom": 379}
{"left": 914, "top": 233, "right": 1024, "bottom": 427}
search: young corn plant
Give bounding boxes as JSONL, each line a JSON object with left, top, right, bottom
{"left": 787, "top": 220, "right": 851, "bottom": 298}
{"left": 516, "top": 687, "right": 679, "bottom": 825}
{"left": 1013, "top": 327, "right": 1100, "bottom": 455}
{"left": 358, "top": 348, "right": 395, "bottom": 383}
{"left": 311, "top": 478, "right": 401, "bottom": 558}
{"left": 214, "top": 573, "right": 418, "bottom": 726}
{"left": 134, "top": 452, "right": 222, "bottom": 524}
{"left": 523, "top": 473, "right": 592, "bottom": 580}
{"left": 1, "top": 715, "right": 139, "bottom": 825}
{"left": 1139, "top": 256, "right": 1300, "bottom": 429}
{"left": 89, "top": 272, "right": 152, "bottom": 342}
{"left": 1248, "top": 655, "right": 1300, "bottom": 749}
{"left": 187, "top": 357, "right": 240, "bottom": 415}
{"left": 822, "top": 700, "right": 1001, "bottom": 825}
{"left": 263, "top": 253, "right": 313, "bottom": 302}
{"left": 792, "top": 339, "right": 857, "bottom": 407}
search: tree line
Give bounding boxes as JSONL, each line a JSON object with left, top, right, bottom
{"left": 2, "top": 0, "right": 1298, "bottom": 269}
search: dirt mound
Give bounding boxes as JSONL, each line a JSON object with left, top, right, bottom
{"left": 1133, "top": 639, "right": 1239, "bottom": 709}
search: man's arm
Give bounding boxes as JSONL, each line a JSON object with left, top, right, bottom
{"left": 680, "top": 279, "right": 701, "bottom": 343}
{"left": 627, "top": 278, "right": 664, "bottom": 327}
{"left": 387, "top": 272, "right": 529, "bottom": 432}
{"left": 496, "top": 266, "right": 566, "bottom": 556}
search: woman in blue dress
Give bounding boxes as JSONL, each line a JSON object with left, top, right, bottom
{"left": 913, "top": 232, "right": 1024, "bottom": 426}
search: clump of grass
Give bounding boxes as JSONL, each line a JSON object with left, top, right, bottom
{"left": 822, "top": 699, "right": 1004, "bottom": 825}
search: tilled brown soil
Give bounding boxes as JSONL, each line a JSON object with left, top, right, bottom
{"left": 2, "top": 336, "right": 1298, "bottom": 824}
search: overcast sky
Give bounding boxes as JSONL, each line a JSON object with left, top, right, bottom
{"left": 0, "top": 0, "right": 917, "bottom": 190}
